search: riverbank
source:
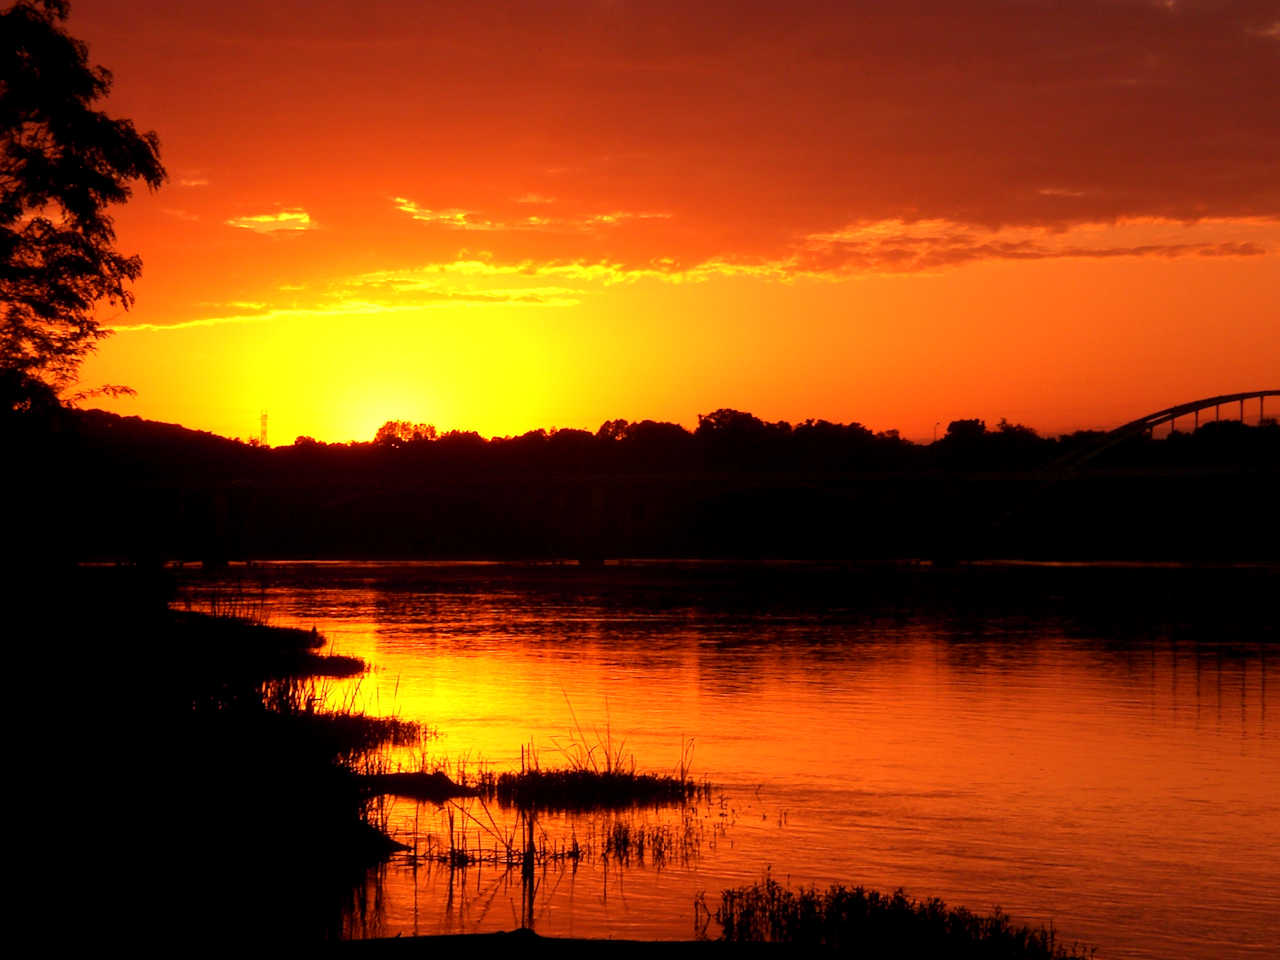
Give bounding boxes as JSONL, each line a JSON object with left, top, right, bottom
{"left": 174, "top": 603, "right": 423, "bottom": 943}
{"left": 21, "top": 563, "right": 419, "bottom": 946}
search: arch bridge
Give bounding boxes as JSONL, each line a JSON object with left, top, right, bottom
{"left": 1059, "top": 389, "right": 1278, "bottom": 470}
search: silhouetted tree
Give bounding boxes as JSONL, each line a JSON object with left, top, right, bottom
{"left": 437, "top": 429, "right": 484, "bottom": 449}
{"left": 990, "top": 418, "right": 1050, "bottom": 466}
{"left": 1, "top": 0, "right": 165, "bottom": 411}
{"left": 945, "top": 419, "right": 986, "bottom": 441}
{"left": 696, "top": 408, "right": 767, "bottom": 437}
{"left": 597, "top": 418, "right": 628, "bottom": 441}
{"left": 373, "top": 420, "right": 436, "bottom": 447}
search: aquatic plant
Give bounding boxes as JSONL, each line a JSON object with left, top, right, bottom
{"left": 259, "top": 673, "right": 419, "bottom": 763}
{"left": 201, "top": 578, "right": 271, "bottom": 625}
{"left": 699, "top": 874, "right": 1095, "bottom": 958}
{"left": 478, "top": 765, "right": 706, "bottom": 812}
{"left": 464, "top": 725, "right": 708, "bottom": 812}
{"left": 599, "top": 812, "right": 705, "bottom": 867}
{"left": 406, "top": 801, "right": 711, "bottom": 873}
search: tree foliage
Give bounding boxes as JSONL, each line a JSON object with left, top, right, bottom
{"left": 1, "top": 0, "right": 165, "bottom": 410}
{"left": 373, "top": 420, "right": 440, "bottom": 448}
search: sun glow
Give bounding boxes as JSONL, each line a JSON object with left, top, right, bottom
{"left": 234, "top": 302, "right": 561, "bottom": 443}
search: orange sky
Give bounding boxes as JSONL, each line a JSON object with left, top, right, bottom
{"left": 66, "top": 0, "right": 1279, "bottom": 444}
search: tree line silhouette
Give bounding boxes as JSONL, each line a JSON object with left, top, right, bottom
{"left": 9, "top": 403, "right": 1277, "bottom": 566}
{"left": 303, "top": 408, "right": 1251, "bottom": 474}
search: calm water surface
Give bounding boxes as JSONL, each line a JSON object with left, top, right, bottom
{"left": 180, "top": 563, "right": 1278, "bottom": 958}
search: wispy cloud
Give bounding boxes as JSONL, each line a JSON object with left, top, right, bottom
{"left": 393, "top": 197, "right": 673, "bottom": 233}
{"left": 110, "top": 278, "right": 582, "bottom": 334}
{"left": 349, "top": 257, "right": 794, "bottom": 293}
{"left": 793, "top": 218, "right": 1271, "bottom": 274}
{"left": 118, "top": 213, "right": 1272, "bottom": 336}
{"left": 109, "top": 313, "right": 273, "bottom": 333}
{"left": 392, "top": 198, "right": 494, "bottom": 229}
{"left": 586, "top": 211, "right": 672, "bottom": 225}
{"left": 225, "top": 209, "right": 314, "bottom": 233}
{"left": 357, "top": 215, "right": 1273, "bottom": 290}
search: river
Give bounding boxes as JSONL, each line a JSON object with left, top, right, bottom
{"left": 177, "top": 561, "right": 1278, "bottom": 958}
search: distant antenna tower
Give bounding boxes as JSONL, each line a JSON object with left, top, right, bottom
{"left": 259, "top": 410, "right": 268, "bottom": 447}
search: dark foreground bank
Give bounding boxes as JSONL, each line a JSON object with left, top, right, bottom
{"left": 24, "top": 563, "right": 417, "bottom": 946}
{"left": 333, "top": 892, "right": 1096, "bottom": 960}
{"left": 334, "top": 931, "right": 1057, "bottom": 958}
{"left": 333, "top": 929, "right": 776, "bottom": 955}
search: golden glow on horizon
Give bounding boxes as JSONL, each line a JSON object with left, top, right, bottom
{"left": 82, "top": 244, "right": 1279, "bottom": 446}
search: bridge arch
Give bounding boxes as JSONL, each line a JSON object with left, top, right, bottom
{"left": 1059, "top": 389, "right": 1278, "bottom": 470}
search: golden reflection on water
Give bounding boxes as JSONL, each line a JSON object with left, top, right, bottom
{"left": 180, "top": 569, "right": 1279, "bottom": 958}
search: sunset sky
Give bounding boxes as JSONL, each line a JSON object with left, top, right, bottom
{"left": 67, "top": 0, "right": 1279, "bottom": 444}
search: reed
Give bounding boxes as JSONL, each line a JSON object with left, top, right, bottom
{"left": 259, "top": 673, "right": 419, "bottom": 764}
{"left": 599, "top": 814, "right": 704, "bottom": 867}
{"left": 409, "top": 803, "right": 710, "bottom": 871}
{"left": 201, "top": 578, "right": 271, "bottom": 626}
{"left": 466, "top": 729, "right": 709, "bottom": 812}
{"left": 479, "top": 766, "right": 706, "bottom": 812}
{"left": 700, "top": 874, "right": 1095, "bottom": 958}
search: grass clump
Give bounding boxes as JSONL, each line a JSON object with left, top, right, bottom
{"left": 259, "top": 674, "right": 420, "bottom": 763}
{"left": 701, "top": 874, "right": 1095, "bottom": 959}
{"left": 471, "top": 706, "right": 708, "bottom": 812}
{"left": 471, "top": 733, "right": 707, "bottom": 812}
{"left": 481, "top": 766, "right": 704, "bottom": 812}
{"left": 599, "top": 815, "right": 704, "bottom": 867}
